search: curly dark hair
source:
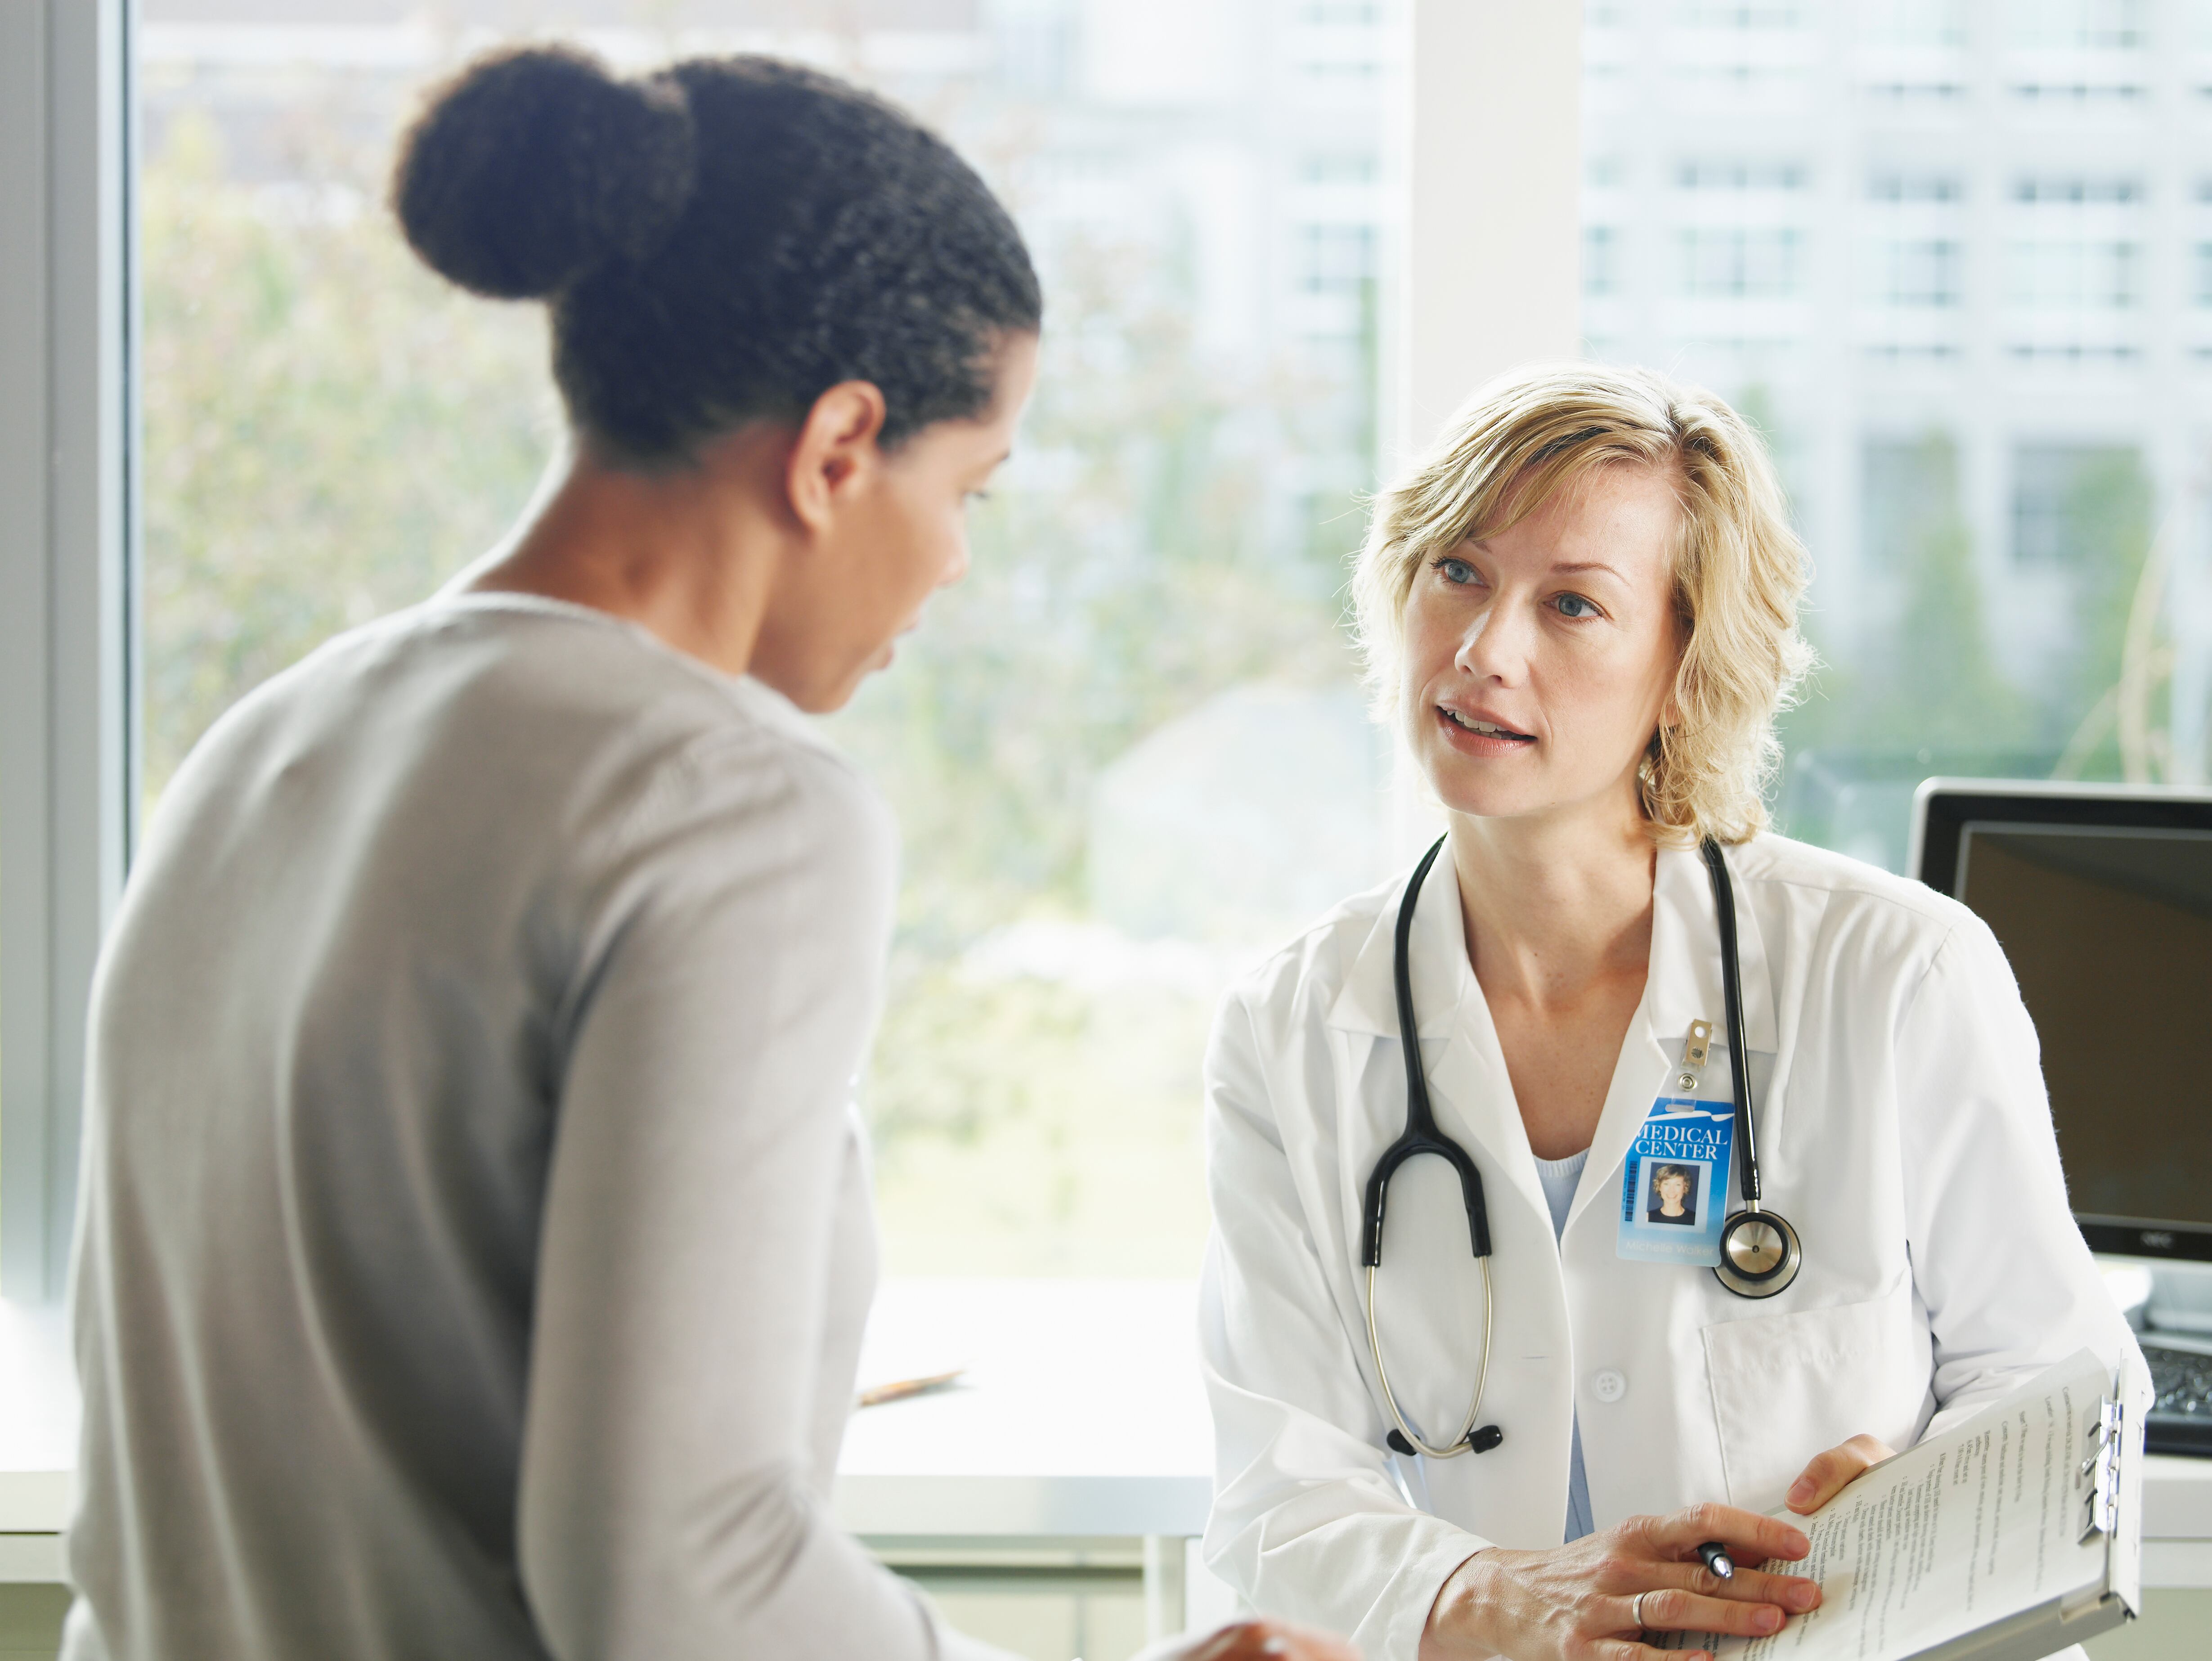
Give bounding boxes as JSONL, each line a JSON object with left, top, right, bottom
{"left": 391, "top": 45, "right": 1041, "bottom": 467}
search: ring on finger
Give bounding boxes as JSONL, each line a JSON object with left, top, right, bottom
{"left": 1631, "top": 1591, "right": 1649, "bottom": 1630}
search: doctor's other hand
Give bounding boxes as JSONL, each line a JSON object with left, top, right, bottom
{"left": 1130, "top": 1618, "right": 1360, "bottom": 1661}
{"left": 1785, "top": 1433, "right": 1898, "bottom": 1516}
{"left": 1418, "top": 1504, "right": 1819, "bottom": 1661}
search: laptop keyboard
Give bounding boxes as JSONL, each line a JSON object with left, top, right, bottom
{"left": 2142, "top": 1343, "right": 2212, "bottom": 1454}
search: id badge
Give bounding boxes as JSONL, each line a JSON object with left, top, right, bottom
{"left": 1616, "top": 1095, "right": 1734, "bottom": 1267}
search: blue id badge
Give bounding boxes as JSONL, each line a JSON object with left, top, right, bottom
{"left": 1616, "top": 1096, "right": 1734, "bottom": 1266}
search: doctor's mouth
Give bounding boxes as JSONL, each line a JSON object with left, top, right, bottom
{"left": 1434, "top": 701, "right": 1539, "bottom": 757}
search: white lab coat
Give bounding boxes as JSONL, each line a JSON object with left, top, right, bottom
{"left": 1198, "top": 832, "right": 2139, "bottom": 1660}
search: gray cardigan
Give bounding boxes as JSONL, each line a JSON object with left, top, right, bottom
{"left": 65, "top": 594, "right": 1006, "bottom": 1661}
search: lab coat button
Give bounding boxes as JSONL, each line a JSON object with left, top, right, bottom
{"left": 1592, "top": 1369, "right": 1627, "bottom": 1404}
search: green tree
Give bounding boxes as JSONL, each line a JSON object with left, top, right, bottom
{"left": 141, "top": 110, "right": 553, "bottom": 806}
{"left": 2046, "top": 449, "right": 2156, "bottom": 777}
{"left": 1857, "top": 439, "right": 2033, "bottom": 753}
{"left": 831, "top": 229, "right": 1363, "bottom": 1268}
{"left": 141, "top": 72, "right": 1373, "bottom": 1276}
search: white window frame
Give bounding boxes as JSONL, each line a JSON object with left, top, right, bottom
{"left": 0, "top": 0, "right": 134, "bottom": 1305}
{"left": 1386, "top": 0, "right": 1580, "bottom": 453}
{"left": 1383, "top": 0, "right": 1581, "bottom": 855}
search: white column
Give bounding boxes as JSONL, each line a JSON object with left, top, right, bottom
{"left": 1384, "top": 0, "right": 1582, "bottom": 467}
{"left": 0, "top": 0, "right": 133, "bottom": 1302}
{"left": 1380, "top": 0, "right": 1583, "bottom": 862}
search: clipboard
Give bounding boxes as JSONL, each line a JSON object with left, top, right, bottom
{"left": 1676, "top": 1347, "right": 2152, "bottom": 1661}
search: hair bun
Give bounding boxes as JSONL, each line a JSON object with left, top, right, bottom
{"left": 392, "top": 44, "right": 697, "bottom": 300}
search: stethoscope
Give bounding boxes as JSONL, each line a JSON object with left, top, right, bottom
{"left": 1361, "top": 834, "right": 1803, "bottom": 1460}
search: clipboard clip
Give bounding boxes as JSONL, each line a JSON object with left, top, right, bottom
{"left": 2079, "top": 1396, "right": 2124, "bottom": 1544}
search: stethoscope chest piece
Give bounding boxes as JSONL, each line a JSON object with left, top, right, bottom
{"left": 1714, "top": 1207, "right": 1801, "bottom": 1298}
{"left": 1697, "top": 837, "right": 1804, "bottom": 1302}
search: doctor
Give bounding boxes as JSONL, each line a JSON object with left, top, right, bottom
{"left": 1198, "top": 364, "right": 2138, "bottom": 1661}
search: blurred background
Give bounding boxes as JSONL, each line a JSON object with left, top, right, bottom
{"left": 139, "top": 0, "right": 2208, "bottom": 1294}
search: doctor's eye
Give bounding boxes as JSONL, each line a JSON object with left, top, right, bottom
{"left": 1553, "top": 592, "right": 1603, "bottom": 620}
{"left": 1431, "top": 555, "right": 1480, "bottom": 587}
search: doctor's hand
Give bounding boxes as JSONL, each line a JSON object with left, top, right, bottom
{"left": 1418, "top": 1504, "right": 1820, "bottom": 1661}
{"left": 1130, "top": 1617, "right": 1360, "bottom": 1661}
{"left": 1785, "top": 1433, "right": 1897, "bottom": 1515}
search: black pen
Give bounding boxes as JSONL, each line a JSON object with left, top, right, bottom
{"left": 1697, "top": 1540, "right": 1735, "bottom": 1580}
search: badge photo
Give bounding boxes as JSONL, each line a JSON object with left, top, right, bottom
{"left": 1618, "top": 1096, "right": 1734, "bottom": 1266}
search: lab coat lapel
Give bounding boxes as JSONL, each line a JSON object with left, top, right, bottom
{"left": 1565, "top": 841, "right": 1778, "bottom": 1234}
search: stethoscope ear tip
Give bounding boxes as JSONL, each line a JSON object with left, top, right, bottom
{"left": 1384, "top": 1424, "right": 1504, "bottom": 1458}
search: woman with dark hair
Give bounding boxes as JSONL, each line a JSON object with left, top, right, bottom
{"left": 64, "top": 47, "right": 1352, "bottom": 1661}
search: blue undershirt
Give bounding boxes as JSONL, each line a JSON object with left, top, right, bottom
{"left": 1533, "top": 1149, "right": 1596, "bottom": 1544}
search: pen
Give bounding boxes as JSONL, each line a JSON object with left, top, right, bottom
{"left": 1697, "top": 1540, "right": 1735, "bottom": 1580}
{"left": 855, "top": 1367, "right": 965, "bottom": 1409}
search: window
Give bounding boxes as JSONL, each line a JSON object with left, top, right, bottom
{"left": 2009, "top": 0, "right": 2146, "bottom": 49}
{"left": 1858, "top": 0, "right": 1966, "bottom": 49}
{"left": 1585, "top": 225, "right": 1621, "bottom": 296}
{"left": 1872, "top": 239, "right": 1962, "bottom": 307}
{"left": 2, "top": 1, "right": 131, "bottom": 1300}
{"left": 1670, "top": 163, "right": 1809, "bottom": 300}
{"left": 139, "top": 1, "right": 1395, "bottom": 1288}
{"left": 1586, "top": 5, "right": 2204, "bottom": 874}
{"left": 1678, "top": 227, "right": 1802, "bottom": 298}
{"left": 2002, "top": 178, "right": 2145, "bottom": 352}
{"left": 1678, "top": 2, "right": 1803, "bottom": 27}
{"left": 1866, "top": 173, "right": 1965, "bottom": 310}
{"left": 1668, "top": 3, "right": 1811, "bottom": 106}
{"left": 1297, "top": 223, "right": 1377, "bottom": 294}
{"left": 1300, "top": 151, "right": 1377, "bottom": 185}
{"left": 2006, "top": 240, "right": 2139, "bottom": 308}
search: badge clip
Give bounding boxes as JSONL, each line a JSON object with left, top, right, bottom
{"left": 1676, "top": 1019, "right": 1713, "bottom": 1095}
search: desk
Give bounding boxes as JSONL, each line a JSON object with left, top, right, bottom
{"left": 837, "top": 1279, "right": 1213, "bottom": 1539}
{"left": 834, "top": 1279, "right": 2212, "bottom": 1620}
{"left": 835, "top": 1279, "right": 1229, "bottom": 1635}
{"left": 0, "top": 1284, "right": 2207, "bottom": 1603}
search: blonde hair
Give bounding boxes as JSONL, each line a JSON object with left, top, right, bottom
{"left": 1351, "top": 363, "right": 1814, "bottom": 845}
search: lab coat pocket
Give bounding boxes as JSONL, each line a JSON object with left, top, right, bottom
{"left": 1701, "top": 1283, "right": 1929, "bottom": 1514}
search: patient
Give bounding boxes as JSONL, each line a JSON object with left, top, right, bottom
{"left": 63, "top": 44, "right": 1352, "bottom": 1661}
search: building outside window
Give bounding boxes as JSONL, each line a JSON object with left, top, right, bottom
{"left": 1583, "top": 0, "right": 2208, "bottom": 871}
{"left": 1864, "top": 174, "right": 1963, "bottom": 312}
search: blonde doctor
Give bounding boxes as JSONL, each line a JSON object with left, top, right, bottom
{"left": 1198, "top": 364, "right": 2138, "bottom": 1661}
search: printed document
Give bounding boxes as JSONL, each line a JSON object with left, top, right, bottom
{"left": 1687, "top": 1350, "right": 2127, "bottom": 1661}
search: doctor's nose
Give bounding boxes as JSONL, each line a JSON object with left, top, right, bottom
{"left": 1455, "top": 598, "right": 1535, "bottom": 683}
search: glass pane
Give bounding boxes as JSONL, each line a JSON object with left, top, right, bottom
{"left": 140, "top": 1, "right": 1400, "bottom": 1280}
{"left": 1581, "top": 0, "right": 2209, "bottom": 875}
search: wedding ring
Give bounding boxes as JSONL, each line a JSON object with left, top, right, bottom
{"left": 1630, "top": 1591, "right": 1649, "bottom": 1630}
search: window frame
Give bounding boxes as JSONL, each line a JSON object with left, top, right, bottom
{"left": 0, "top": 0, "right": 135, "bottom": 1305}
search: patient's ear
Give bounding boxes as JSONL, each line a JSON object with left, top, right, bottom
{"left": 784, "top": 381, "right": 891, "bottom": 534}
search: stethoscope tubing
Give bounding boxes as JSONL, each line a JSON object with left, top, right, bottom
{"left": 1364, "top": 831, "right": 1799, "bottom": 1459}
{"left": 1701, "top": 837, "right": 1764, "bottom": 1211}
{"left": 1366, "top": 1256, "right": 1493, "bottom": 1460}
